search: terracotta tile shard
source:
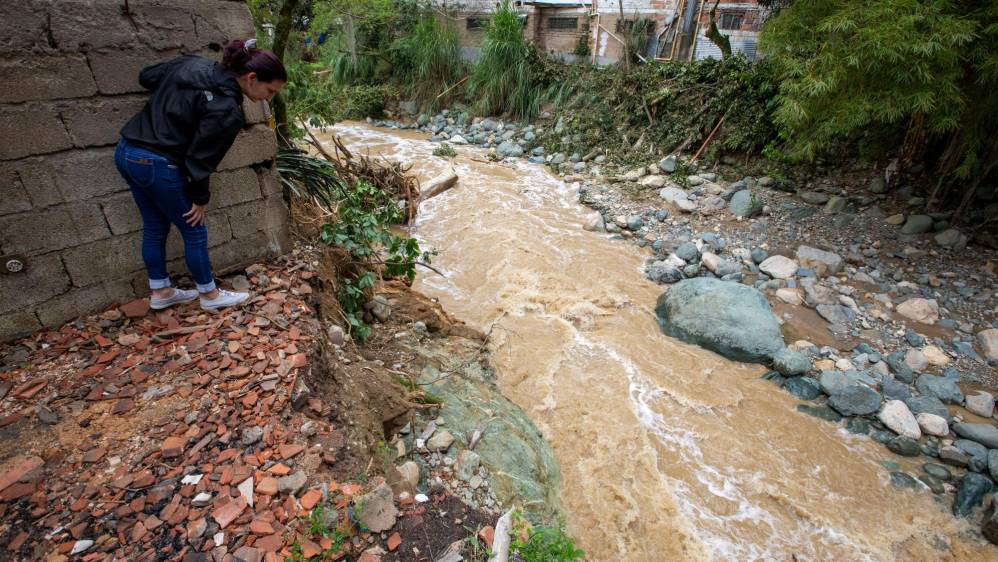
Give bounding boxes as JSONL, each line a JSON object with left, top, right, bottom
{"left": 121, "top": 299, "right": 150, "bottom": 318}
{"left": 256, "top": 477, "right": 278, "bottom": 496}
{"left": 0, "top": 455, "right": 44, "bottom": 492}
{"left": 250, "top": 519, "right": 275, "bottom": 535}
{"left": 161, "top": 436, "right": 185, "bottom": 459}
{"left": 299, "top": 539, "right": 321, "bottom": 559}
{"left": 278, "top": 443, "right": 304, "bottom": 460}
{"left": 12, "top": 379, "right": 47, "bottom": 399}
{"left": 478, "top": 526, "right": 495, "bottom": 548}
{"left": 82, "top": 448, "right": 105, "bottom": 464}
{"left": 387, "top": 532, "right": 402, "bottom": 552}
{"left": 254, "top": 533, "right": 283, "bottom": 553}
{"left": 266, "top": 464, "right": 291, "bottom": 476}
{"left": 299, "top": 490, "right": 321, "bottom": 511}
{"left": 211, "top": 497, "right": 247, "bottom": 529}
{"left": 7, "top": 531, "right": 28, "bottom": 551}
{"left": 111, "top": 399, "right": 134, "bottom": 415}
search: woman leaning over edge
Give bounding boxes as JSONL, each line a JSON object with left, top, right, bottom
{"left": 115, "top": 39, "right": 286, "bottom": 312}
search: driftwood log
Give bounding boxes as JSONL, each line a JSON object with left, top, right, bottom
{"left": 418, "top": 167, "right": 459, "bottom": 205}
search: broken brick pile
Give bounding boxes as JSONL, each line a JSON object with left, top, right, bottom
{"left": 0, "top": 256, "right": 412, "bottom": 562}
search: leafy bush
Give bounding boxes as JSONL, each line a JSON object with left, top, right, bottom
{"left": 467, "top": 0, "right": 540, "bottom": 120}
{"left": 433, "top": 143, "right": 457, "bottom": 158}
{"left": 509, "top": 512, "right": 585, "bottom": 562}
{"left": 390, "top": 15, "right": 465, "bottom": 106}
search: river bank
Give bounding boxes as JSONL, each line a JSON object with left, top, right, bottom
{"left": 332, "top": 121, "right": 998, "bottom": 560}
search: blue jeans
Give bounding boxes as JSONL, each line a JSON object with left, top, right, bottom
{"left": 114, "top": 139, "right": 216, "bottom": 293}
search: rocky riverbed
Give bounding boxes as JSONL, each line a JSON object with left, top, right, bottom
{"left": 366, "top": 109, "right": 998, "bottom": 548}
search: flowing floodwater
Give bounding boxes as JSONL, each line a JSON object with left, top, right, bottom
{"left": 325, "top": 123, "right": 991, "bottom": 561}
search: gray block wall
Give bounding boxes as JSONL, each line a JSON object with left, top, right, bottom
{"left": 1, "top": 0, "right": 291, "bottom": 341}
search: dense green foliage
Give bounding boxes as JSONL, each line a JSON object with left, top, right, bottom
{"left": 761, "top": 0, "right": 998, "bottom": 209}
{"left": 466, "top": 0, "right": 540, "bottom": 120}
{"left": 508, "top": 512, "right": 585, "bottom": 562}
{"left": 390, "top": 15, "right": 465, "bottom": 106}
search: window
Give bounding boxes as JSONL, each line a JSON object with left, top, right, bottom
{"left": 548, "top": 17, "right": 578, "bottom": 31}
{"left": 466, "top": 16, "right": 487, "bottom": 30}
{"left": 719, "top": 12, "right": 744, "bottom": 31}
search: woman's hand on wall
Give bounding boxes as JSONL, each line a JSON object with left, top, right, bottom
{"left": 183, "top": 204, "right": 207, "bottom": 227}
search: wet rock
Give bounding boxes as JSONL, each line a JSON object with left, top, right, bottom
{"left": 426, "top": 431, "right": 455, "bottom": 452}
{"left": 797, "top": 404, "right": 842, "bottom": 422}
{"left": 456, "top": 450, "right": 481, "bottom": 481}
{"left": 955, "top": 439, "right": 990, "bottom": 472}
{"left": 759, "top": 255, "right": 798, "bottom": 279}
{"left": 819, "top": 371, "right": 859, "bottom": 396}
{"left": 795, "top": 246, "right": 843, "bottom": 277}
{"left": 675, "top": 242, "right": 700, "bottom": 263}
{"left": 828, "top": 385, "right": 881, "bottom": 416}
{"left": 990, "top": 450, "right": 998, "bottom": 481}
{"left": 816, "top": 304, "right": 855, "bottom": 325}
{"left": 354, "top": 483, "right": 398, "bottom": 532}
{"left": 934, "top": 228, "right": 968, "bottom": 250}
{"left": 772, "top": 349, "right": 811, "bottom": 376}
{"left": 751, "top": 248, "right": 769, "bottom": 264}
{"left": 880, "top": 378, "right": 911, "bottom": 401}
{"left": 923, "top": 463, "right": 953, "bottom": 481}
{"left": 659, "top": 155, "right": 677, "bottom": 173}
{"left": 896, "top": 298, "right": 939, "bottom": 324}
{"left": 878, "top": 400, "right": 921, "bottom": 439}
{"left": 639, "top": 175, "right": 666, "bottom": 188}
{"left": 497, "top": 141, "right": 523, "bottom": 158}
{"left": 776, "top": 288, "right": 803, "bottom": 306}
{"left": 915, "top": 374, "right": 964, "bottom": 404}
{"left": 919, "top": 474, "right": 946, "bottom": 494}
{"left": 953, "top": 473, "right": 993, "bottom": 517}
{"left": 890, "top": 471, "right": 921, "bottom": 489}
{"left": 700, "top": 252, "right": 741, "bottom": 276}
{"left": 887, "top": 436, "right": 921, "bottom": 457}
{"left": 799, "top": 191, "right": 829, "bottom": 205}
{"left": 886, "top": 352, "right": 915, "bottom": 383}
{"left": 904, "top": 349, "right": 928, "bottom": 372}
{"left": 824, "top": 196, "right": 847, "bottom": 214}
{"left": 847, "top": 417, "right": 871, "bottom": 434}
{"left": 953, "top": 423, "right": 998, "bottom": 448}
{"left": 977, "top": 328, "right": 998, "bottom": 361}
{"left": 655, "top": 277, "right": 785, "bottom": 364}
{"left": 659, "top": 187, "right": 696, "bottom": 212}
{"left": 783, "top": 377, "right": 821, "bottom": 400}
{"left": 940, "top": 445, "right": 971, "bottom": 467}
{"left": 983, "top": 499, "right": 998, "bottom": 545}
{"left": 646, "top": 262, "right": 683, "bottom": 284}
{"left": 729, "top": 190, "right": 763, "bottom": 218}
{"left": 916, "top": 413, "right": 949, "bottom": 437}
{"left": 583, "top": 212, "right": 606, "bottom": 232}
{"left": 966, "top": 391, "right": 995, "bottom": 418}
{"left": 906, "top": 395, "right": 950, "bottom": 421}
{"left": 901, "top": 214, "right": 934, "bottom": 234}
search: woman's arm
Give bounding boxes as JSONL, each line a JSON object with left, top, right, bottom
{"left": 183, "top": 97, "right": 245, "bottom": 206}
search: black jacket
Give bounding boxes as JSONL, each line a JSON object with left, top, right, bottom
{"left": 120, "top": 56, "right": 245, "bottom": 205}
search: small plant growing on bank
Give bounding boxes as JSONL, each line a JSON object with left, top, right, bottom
{"left": 433, "top": 143, "right": 458, "bottom": 158}
{"left": 508, "top": 511, "right": 585, "bottom": 562}
{"left": 467, "top": 0, "right": 540, "bottom": 120}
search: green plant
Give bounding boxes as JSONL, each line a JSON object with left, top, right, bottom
{"left": 467, "top": 0, "right": 540, "bottom": 120}
{"left": 277, "top": 149, "right": 345, "bottom": 209}
{"left": 433, "top": 143, "right": 458, "bottom": 158}
{"left": 508, "top": 512, "right": 585, "bottom": 562}
{"left": 573, "top": 21, "right": 590, "bottom": 58}
{"left": 390, "top": 15, "right": 465, "bottom": 106}
{"left": 319, "top": 180, "right": 432, "bottom": 341}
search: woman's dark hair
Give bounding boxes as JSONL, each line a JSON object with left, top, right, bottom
{"left": 222, "top": 39, "right": 287, "bottom": 82}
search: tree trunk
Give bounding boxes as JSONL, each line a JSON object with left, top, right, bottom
{"left": 705, "top": 0, "right": 732, "bottom": 58}
{"left": 271, "top": 0, "right": 300, "bottom": 149}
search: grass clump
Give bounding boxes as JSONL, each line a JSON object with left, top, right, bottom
{"left": 433, "top": 143, "right": 458, "bottom": 158}
{"left": 390, "top": 15, "right": 465, "bottom": 107}
{"left": 467, "top": 0, "right": 539, "bottom": 120}
{"left": 509, "top": 511, "right": 585, "bottom": 562}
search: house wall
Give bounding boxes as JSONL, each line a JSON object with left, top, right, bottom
{"left": 0, "top": 0, "right": 290, "bottom": 341}
{"left": 692, "top": 1, "right": 765, "bottom": 60}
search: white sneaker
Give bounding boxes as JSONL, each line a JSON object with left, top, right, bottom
{"left": 150, "top": 288, "right": 199, "bottom": 310}
{"left": 200, "top": 289, "right": 249, "bottom": 311}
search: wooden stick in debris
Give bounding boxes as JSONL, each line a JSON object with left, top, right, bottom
{"left": 691, "top": 115, "right": 725, "bottom": 163}
{"left": 418, "top": 167, "right": 459, "bottom": 204}
{"left": 436, "top": 75, "right": 469, "bottom": 100}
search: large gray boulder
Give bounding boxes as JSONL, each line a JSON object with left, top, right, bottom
{"left": 729, "top": 190, "right": 763, "bottom": 218}
{"left": 828, "top": 385, "right": 882, "bottom": 416}
{"left": 655, "top": 278, "right": 785, "bottom": 363}
{"left": 915, "top": 374, "right": 964, "bottom": 404}
{"left": 954, "top": 423, "right": 998, "bottom": 449}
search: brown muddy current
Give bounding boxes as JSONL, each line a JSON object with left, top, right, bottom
{"left": 326, "top": 124, "right": 993, "bottom": 561}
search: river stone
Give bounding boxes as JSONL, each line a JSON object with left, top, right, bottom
{"left": 880, "top": 378, "right": 911, "bottom": 401}
{"left": 801, "top": 278, "right": 838, "bottom": 306}
{"left": 759, "top": 255, "right": 798, "bottom": 279}
{"left": 953, "top": 423, "right": 998, "bottom": 448}
{"left": 923, "top": 463, "right": 953, "bottom": 481}
{"left": 901, "top": 214, "right": 934, "bottom": 234}
{"left": 828, "top": 385, "right": 881, "bottom": 416}
{"left": 885, "top": 353, "right": 915, "bottom": 383}
{"left": 426, "top": 431, "right": 455, "bottom": 451}
{"left": 797, "top": 404, "right": 842, "bottom": 423}
{"left": 984, "top": 498, "right": 998, "bottom": 545}
{"left": 977, "top": 328, "right": 998, "bottom": 361}
{"left": 675, "top": 242, "right": 701, "bottom": 263}
{"left": 659, "top": 186, "right": 696, "bottom": 212}
{"left": 878, "top": 400, "right": 921, "bottom": 439}
{"left": 456, "top": 450, "right": 481, "bottom": 481}
{"left": 496, "top": 140, "right": 523, "bottom": 158}
{"left": 776, "top": 288, "right": 803, "bottom": 306}
{"left": 795, "top": 246, "right": 843, "bottom": 277}
{"left": 729, "top": 190, "right": 763, "bottom": 218}
{"left": 583, "top": 212, "right": 605, "bottom": 232}
{"left": 955, "top": 439, "right": 990, "bottom": 472}
{"left": 816, "top": 304, "right": 855, "bottom": 325}
{"left": 396, "top": 461, "right": 420, "bottom": 490}
{"left": 354, "top": 482, "right": 398, "bottom": 532}
{"left": 887, "top": 436, "right": 922, "bottom": 457}
{"left": 278, "top": 471, "right": 307, "bottom": 496}
{"left": 799, "top": 191, "right": 829, "bottom": 205}
{"left": 953, "top": 473, "right": 994, "bottom": 517}
{"left": 990, "top": 450, "right": 998, "bottom": 481}
{"left": 659, "top": 155, "right": 678, "bottom": 173}
{"left": 905, "top": 349, "right": 928, "bottom": 372}
{"left": 655, "top": 278, "right": 785, "bottom": 363}
{"left": 824, "top": 196, "right": 847, "bottom": 214}
{"left": 921, "top": 345, "right": 950, "bottom": 367}
{"left": 646, "top": 262, "right": 683, "bottom": 284}
{"left": 896, "top": 298, "right": 939, "bottom": 325}
{"left": 915, "top": 374, "right": 964, "bottom": 404}
{"left": 935, "top": 228, "right": 968, "bottom": 250}
{"left": 916, "top": 413, "right": 949, "bottom": 437}
{"left": 906, "top": 395, "right": 950, "bottom": 421}
{"left": 889, "top": 471, "right": 921, "bottom": 489}
{"left": 783, "top": 377, "right": 821, "bottom": 400}
{"left": 966, "top": 390, "right": 996, "bottom": 418}
{"left": 940, "top": 445, "right": 971, "bottom": 467}
{"left": 820, "top": 371, "right": 858, "bottom": 396}
{"left": 772, "top": 349, "right": 811, "bottom": 376}
{"left": 919, "top": 474, "right": 946, "bottom": 494}
{"left": 639, "top": 175, "right": 667, "bottom": 188}
{"left": 626, "top": 215, "right": 645, "bottom": 230}
{"left": 847, "top": 417, "right": 871, "bottom": 434}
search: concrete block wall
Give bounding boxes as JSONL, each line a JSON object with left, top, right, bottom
{"left": 0, "top": 0, "right": 291, "bottom": 341}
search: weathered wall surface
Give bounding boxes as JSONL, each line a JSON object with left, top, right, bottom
{"left": 0, "top": 0, "right": 290, "bottom": 341}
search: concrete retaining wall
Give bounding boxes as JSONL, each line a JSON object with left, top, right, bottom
{"left": 0, "top": 0, "right": 291, "bottom": 341}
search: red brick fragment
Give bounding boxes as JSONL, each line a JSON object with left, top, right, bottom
{"left": 299, "top": 489, "right": 321, "bottom": 511}
{"left": 111, "top": 399, "right": 134, "bottom": 414}
{"left": 250, "top": 519, "right": 275, "bottom": 535}
{"left": 386, "top": 532, "right": 402, "bottom": 552}
{"left": 161, "top": 436, "right": 185, "bottom": 458}
{"left": 211, "top": 497, "right": 247, "bottom": 529}
{"left": 299, "top": 539, "right": 321, "bottom": 559}
{"left": 256, "top": 477, "right": 278, "bottom": 496}
{"left": 0, "top": 455, "right": 43, "bottom": 492}
{"left": 121, "top": 299, "right": 150, "bottom": 318}
{"left": 479, "top": 525, "right": 495, "bottom": 548}
{"left": 254, "top": 534, "right": 283, "bottom": 553}
{"left": 278, "top": 443, "right": 303, "bottom": 460}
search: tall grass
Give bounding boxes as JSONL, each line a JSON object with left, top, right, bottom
{"left": 390, "top": 16, "right": 465, "bottom": 106}
{"left": 467, "top": 0, "right": 539, "bottom": 120}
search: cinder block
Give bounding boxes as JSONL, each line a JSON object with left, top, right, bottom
{"left": 0, "top": 103, "right": 74, "bottom": 160}
{"left": 0, "top": 165, "right": 33, "bottom": 216}
{"left": 210, "top": 167, "right": 262, "bottom": 208}
{"left": 0, "top": 253, "right": 71, "bottom": 315}
{"left": 0, "top": 54, "right": 98, "bottom": 103}
{"left": 211, "top": 230, "right": 276, "bottom": 274}
{"left": 262, "top": 195, "right": 291, "bottom": 254}
{"left": 126, "top": 0, "right": 201, "bottom": 51}
{"left": 217, "top": 125, "right": 277, "bottom": 171}
{"left": 0, "top": 310, "right": 42, "bottom": 342}
{"left": 0, "top": 3, "right": 48, "bottom": 54}
{"left": 242, "top": 100, "right": 271, "bottom": 125}
{"left": 35, "top": 283, "right": 107, "bottom": 327}
{"left": 62, "top": 96, "right": 147, "bottom": 148}
{"left": 0, "top": 203, "right": 110, "bottom": 255}
{"left": 50, "top": 147, "right": 130, "bottom": 202}
{"left": 258, "top": 165, "right": 283, "bottom": 197}
{"left": 62, "top": 232, "right": 145, "bottom": 287}
{"left": 48, "top": 0, "right": 139, "bottom": 53}
{"left": 202, "top": 1, "right": 257, "bottom": 43}
{"left": 101, "top": 191, "right": 142, "bottom": 235}
{"left": 87, "top": 48, "right": 176, "bottom": 95}
{"left": 224, "top": 199, "right": 266, "bottom": 239}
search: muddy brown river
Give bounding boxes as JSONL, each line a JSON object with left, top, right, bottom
{"left": 327, "top": 123, "right": 992, "bottom": 561}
